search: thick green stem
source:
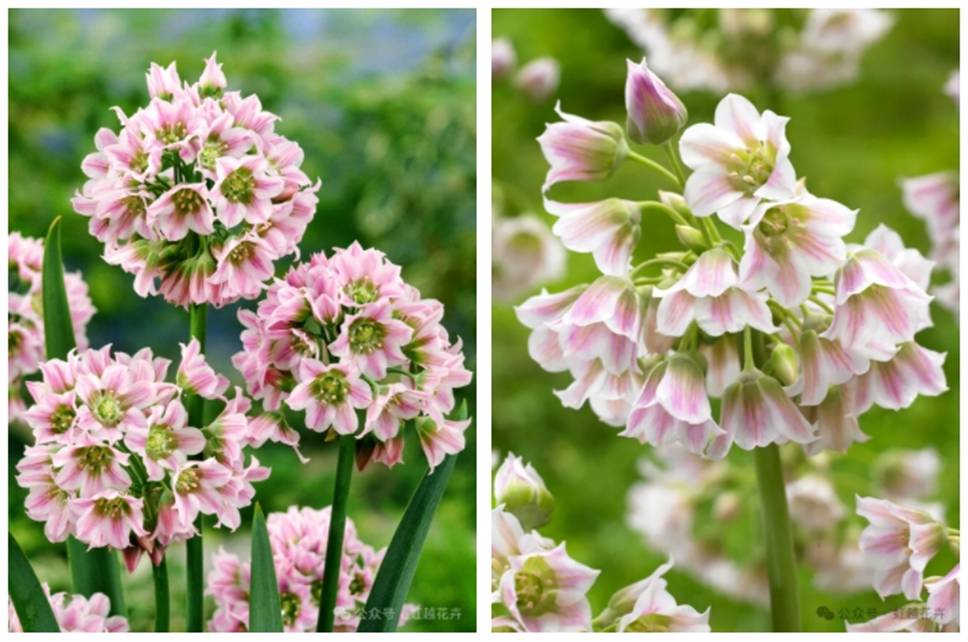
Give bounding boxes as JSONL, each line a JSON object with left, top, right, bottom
{"left": 753, "top": 443, "right": 802, "bottom": 632}
{"left": 627, "top": 151, "right": 681, "bottom": 188}
{"left": 317, "top": 434, "right": 356, "bottom": 632}
{"left": 152, "top": 556, "right": 170, "bottom": 633}
{"left": 185, "top": 301, "right": 208, "bottom": 632}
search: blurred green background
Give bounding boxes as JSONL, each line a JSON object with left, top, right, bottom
{"left": 492, "top": 8, "right": 959, "bottom": 633}
{"left": 8, "top": 8, "right": 476, "bottom": 632}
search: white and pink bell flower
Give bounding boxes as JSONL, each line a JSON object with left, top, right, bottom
{"left": 679, "top": 93, "right": 797, "bottom": 228}
{"left": 515, "top": 57, "right": 561, "bottom": 103}
{"left": 822, "top": 248, "right": 933, "bottom": 362}
{"left": 496, "top": 540, "right": 601, "bottom": 632}
{"left": 900, "top": 171, "right": 959, "bottom": 244}
{"left": 925, "top": 564, "right": 959, "bottom": 626}
{"left": 856, "top": 496, "right": 947, "bottom": 600}
{"left": 739, "top": 191, "right": 857, "bottom": 308}
{"left": 625, "top": 57, "right": 688, "bottom": 146}
{"left": 800, "top": 384, "right": 869, "bottom": 455}
{"left": 123, "top": 400, "right": 205, "bottom": 481}
{"left": 850, "top": 341, "right": 947, "bottom": 414}
{"left": 595, "top": 558, "right": 711, "bottom": 632}
{"left": 330, "top": 299, "right": 414, "bottom": 380}
{"left": 797, "top": 328, "right": 869, "bottom": 407}
{"left": 538, "top": 103, "right": 629, "bottom": 193}
{"left": 544, "top": 196, "right": 641, "bottom": 277}
{"left": 654, "top": 248, "right": 778, "bottom": 337}
{"left": 287, "top": 360, "right": 373, "bottom": 435}
{"left": 177, "top": 337, "right": 230, "bottom": 400}
{"left": 416, "top": 413, "right": 473, "bottom": 473}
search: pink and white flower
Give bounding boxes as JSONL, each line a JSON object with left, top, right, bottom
{"left": 330, "top": 300, "right": 414, "bottom": 380}
{"left": 8, "top": 584, "right": 129, "bottom": 633}
{"left": 926, "top": 564, "right": 959, "bottom": 626}
{"left": 625, "top": 57, "right": 688, "bottom": 146}
{"left": 850, "top": 341, "right": 947, "bottom": 413}
{"left": 538, "top": 103, "right": 629, "bottom": 193}
{"left": 211, "top": 155, "right": 284, "bottom": 227}
{"left": 600, "top": 558, "right": 711, "bottom": 632}
{"left": 680, "top": 93, "right": 797, "bottom": 228}
{"left": 287, "top": 360, "right": 373, "bottom": 435}
{"left": 544, "top": 197, "right": 640, "bottom": 277}
{"left": 72, "top": 490, "right": 147, "bottom": 550}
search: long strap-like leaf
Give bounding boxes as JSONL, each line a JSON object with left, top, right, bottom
{"left": 358, "top": 400, "right": 467, "bottom": 632}
{"left": 249, "top": 504, "right": 284, "bottom": 632}
{"left": 9, "top": 532, "right": 60, "bottom": 632}
{"left": 42, "top": 217, "right": 126, "bottom": 616}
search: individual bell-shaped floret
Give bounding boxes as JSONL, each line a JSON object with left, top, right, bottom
{"left": 625, "top": 58, "right": 688, "bottom": 146}
{"left": 494, "top": 453, "right": 555, "bottom": 531}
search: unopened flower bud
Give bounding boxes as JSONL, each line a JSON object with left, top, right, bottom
{"left": 538, "top": 103, "right": 629, "bottom": 192}
{"left": 658, "top": 190, "right": 692, "bottom": 218}
{"left": 769, "top": 343, "right": 800, "bottom": 386}
{"left": 492, "top": 38, "right": 516, "bottom": 81}
{"left": 625, "top": 58, "right": 688, "bottom": 146}
{"left": 515, "top": 57, "right": 560, "bottom": 103}
{"left": 675, "top": 224, "right": 707, "bottom": 254}
{"left": 494, "top": 453, "right": 554, "bottom": 531}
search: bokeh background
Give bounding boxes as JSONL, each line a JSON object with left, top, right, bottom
{"left": 492, "top": 8, "right": 959, "bottom": 633}
{"left": 8, "top": 8, "right": 476, "bottom": 632}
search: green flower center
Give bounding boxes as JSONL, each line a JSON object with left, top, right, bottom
{"left": 280, "top": 592, "right": 301, "bottom": 628}
{"left": 725, "top": 143, "right": 776, "bottom": 194}
{"left": 77, "top": 445, "right": 114, "bottom": 476}
{"left": 124, "top": 195, "right": 147, "bottom": 220}
{"left": 349, "top": 573, "right": 366, "bottom": 596}
{"left": 146, "top": 425, "right": 176, "bottom": 460}
{"left": 513, "top": 557, "right": 558, "bottom": 617}
{"left": 344, "top": 279, "right": 380, "bottom": 305}
{"left": 310, "top": 580, "right": 324, "bottom": 607}
{"left": 349, "top": 319, "right": 385, "bottom": 356}
{"left": 9, "top": 329, "right": 22, "bottom": 352}
{"left": 221, "top": 167, "right": 255, "bottom": 203}
{"left": 754, "top": 204, "right": 809, "bottom": 256}
{"left": 92, "top": 393, "right": 123, "bottom": 426}
{"left": 93, "top": 495, "right": 132, "bottom": 519}
{"left": 159, "top": 122, "right": 189, "bottom": 145}
{"left": 173, "top": 188, "right": 205, "bottom": 216}
{"left": 50, "top": 404, "right": 76, "bottom": 434}
{"left": 311, "top": 372, "right": 349, "bottom": 405}
{"left": 228, "top": 241, "right": 253, "bottom": 265}
{"left": 131, "top": 151, "right": 149, "bottom": 174}
{"left": 175, "top": 468, "right": 201, "bottom": 495}
{"left": 200, "top": 140, "right": 226, "bottom": 171}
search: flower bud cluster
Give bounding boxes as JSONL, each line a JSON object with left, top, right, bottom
{"left": 8, "top": 584, "right": 128, "bottom": 633}
{"left": 207, "top": 506, "right": 417, "bottom": 632}
{"left": 524, "top": 63, "right": 946, "bottom": 461}
{"left": 492, "top": 453, "right": 709, "bottom": 632}
{"left": 8, "top": 233, "right": 96, "bottom": 422}
{"left": 605, "top": 9, "right": 893, "bottom": 94}
{"left": 15, "top": 340, "right": 272, "bottom": 568}
{"left": 72, "top": 52, "right": 320, "bottom": 309}
{"left": 232, "top": 242, "right": 473, "bottom": 471}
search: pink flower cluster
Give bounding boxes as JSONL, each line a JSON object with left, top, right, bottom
{"left": 848, "top": 497, "right": 959, "bottom": 632}
{"left": 8, "top": 233, "right": 95, "bottom": 422}
{"left": 8, "top": 584, "right": 128, "bottom": 632}
{"left": 232, "top": 243, "right": 473, "bottom": 471}
{"left": 527, "top": 64, "right": 947, "bottom": 460}
{"left": 491, "top": 453, "right": 709, "bottom": 632}
{"left": 207, "top": 505, "right": 416, "bottom": 632}
{"left": 15, "top": 341, "right": 273, "bottom": 568}
{"left": 72, "top": 52, "right": 319, "bottom": 309}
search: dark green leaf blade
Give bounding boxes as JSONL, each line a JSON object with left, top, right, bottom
{"left": 43, "top": 217, "right": 126, "bottom": 616}
{"left": 358, "top": 400, "right": 467, "bottom": 632}
{"left": 9, "top": 532, "right": 60, "bottom": 632}
{"left": 249, "top": 503, "right": 284, "bottom": 632}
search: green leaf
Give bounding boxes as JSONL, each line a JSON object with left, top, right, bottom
{"left": 249, "top": 503, "right": 284, "bottom": 632}
{"left": 42, "top": 216, "right": 77, "bottom": 360}
{"left": 43, "top": 217, "right": 126, "bottom": 616}
{"left": 9, "top": 532, "right": 59, "bottom": 632}
{"left": 358, "top": 399, "right": 467, "bottom": 632}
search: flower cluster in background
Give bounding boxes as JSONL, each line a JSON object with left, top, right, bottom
{"left": 605, "top": 8, "right": 893, "bottom": 94}
{"left": 848, "top": 497, "right": 959, "bottom": 632}
{"left": 207, "top": 505, "right": 416, "bottom": 632}
{"left": 8, "top": 584, "right": 128, "bottom": 632}
{"left": 8, "top": 233, "right": 95, "bottom": 423}
{"left": 520, "top": 59, "right": 947, "bottom": 464}
{"left": 15, "top": 341, "right": 274, "bottom": 568}
{"left": 71, "top": 52, "right": 320, "bottom": 309}
{"left": 491, "top": 453, "right": 710, "bottom": 632}
{"left": 492, "top": 37, "right": 560, "bottom": 103}
{"left": 232, "top": 243, "right": 473, "bottom": 471}
{"left": 626, "top": 445, "right": 947, "bottom": 607}
{"left": 900, "top": 70, "right": 960, "bottom": 319}
{"left": 491, "top": 187, "right": 565, "bottom": 303}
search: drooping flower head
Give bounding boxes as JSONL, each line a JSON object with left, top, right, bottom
{"left": 72, "top": 52, "right": 320, "bottom": 309}
{"left": 231, "top": 243, "right": 473, "bottom": 472}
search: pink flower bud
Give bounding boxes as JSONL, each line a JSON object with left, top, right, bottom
{"left": 515, "top": 57, "right": 560, "bottom": 102}
{"left": 492, "top": 38, "right": 516, "bottom": 81}
{"left": 625, "top": 58, "right": 688, "bottom": 145}
{"left": 538, "top": 103, "right": 629, "bottom": 193}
